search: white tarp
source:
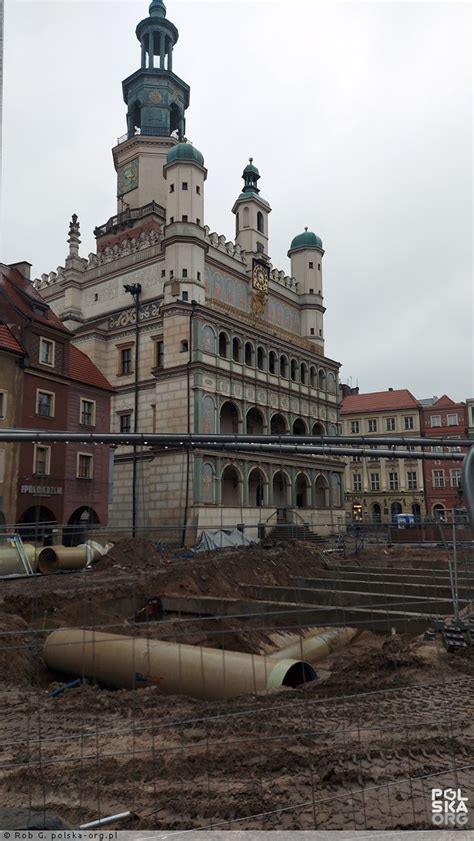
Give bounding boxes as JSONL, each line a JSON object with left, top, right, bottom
{"left": 194, "top": 528, "right": 259, "bottom": 553}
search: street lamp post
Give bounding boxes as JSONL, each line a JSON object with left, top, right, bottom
{"left": 124, "top": 283, "right": 142, "bottom": 537}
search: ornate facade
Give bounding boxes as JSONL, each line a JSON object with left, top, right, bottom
{"left": 36, "top": 0, "right": 345, "bottom": 537}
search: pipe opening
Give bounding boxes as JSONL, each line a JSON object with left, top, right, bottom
{"left": 281, "top": 661, "right": 317, "bottom": 687}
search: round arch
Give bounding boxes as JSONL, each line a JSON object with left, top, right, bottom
{"left": 221, "top": 464, "right": 242, "bottom": 506}
{"left": 372, "top": 503, "right": 382, "bottom": 523}
{"left": 220, "top": 401, "right": 240, "bottom": 433}
{"left": 248, "top": 467, "right": 267, "bottom": 508}
{"left": 433, "top": 504, "right": 446, "bottom": 521}
{"left": 318, "top": 369, "right": 327, "bottom": 390}
{"left": 391, "top": 501, "right": 402, "bottom": 521}
{"left": 64, "top": 506, "right": 100, "bottom": 547}
{"left": 314, "top": 474, "right": 329, "bottom": 509}
{"left": 312, "top": 421, "right": 326, "bottom": 436}
{"left": 218, "top": 331, "right": 230, "bottom": 358}
{"left": 272, "top": 470, "right": 290, "bottom": 508}
{"left": 270, "top": 413, "right": 287, "bottom": 435}
{"left": 293, "top": 418, "right": 307, "bottom": 435}
{"left": 18, "top": 506, "right": 57, "bottom": 544}
{"left": 295, "top": 473, "right": 310, "bottom": 508}
{"left": 246, "top": 407, "right": 265, "bottom": 435}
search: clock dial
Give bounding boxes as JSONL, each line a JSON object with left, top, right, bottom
{"left": 252, "top": 261, "right": 269, "bottom": 293}
{"left": 118, "top": 158, "right": 139, "bottom": 196}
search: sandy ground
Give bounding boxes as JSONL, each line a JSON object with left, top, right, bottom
{"left": 1, "top": 538, "right": 473, "bottom": 830}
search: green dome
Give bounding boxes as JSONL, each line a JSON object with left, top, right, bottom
{"left": 166, "top": 143, "right": 205, "bottom": 167}
{"left": 243, "top": 158, "right": 260, "bottom": 177}
{"left": 289, "top": 228, "right": 323, "bottom": 252}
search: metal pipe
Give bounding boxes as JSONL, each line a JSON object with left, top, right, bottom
{"left": 0, "top": 544, "right": 38, "bottom": 576}
{"left": 43, "top": 630, "right": 317, "bottom": 700}
{"left": 38, "top": 546, "right": 100, "bottom": 574}
{"left": 271, "top": 627, "right": 359, "bottom": 664}
{"left": 0, "top": 430, "right": 469, "bottom": 449}
{"left": 79, "top": 812, "right": 135, "bottom": 830}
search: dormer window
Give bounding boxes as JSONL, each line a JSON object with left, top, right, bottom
{"left": 39, "top": 338, "right": 55, "bottom": 367}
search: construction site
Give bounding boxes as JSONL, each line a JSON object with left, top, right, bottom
{"left": 1, "top": 525, "right": 474, "bottom": 832}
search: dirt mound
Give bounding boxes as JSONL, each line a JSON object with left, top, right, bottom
{"left": 0, "top": 612, "right": 39, "bottom": 685}
{"left": 100, "top": 537, "right": 169, "bottom": 571}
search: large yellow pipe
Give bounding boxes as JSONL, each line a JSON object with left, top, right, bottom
{"left": 271, "top": 627, "right": 359, "bottom": 664}
{"left": 38, "top": 546, "right": 100, "bottom": 574}
{"left": 43, "top": 629, "right": 317, "bottom": 700}
{"left": 0, "top": 544, "right": 39, "bottom": 576}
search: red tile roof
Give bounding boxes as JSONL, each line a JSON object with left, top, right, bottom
{"left": 341, "top": 389, "right": 419, "bottom": 414}
{"left": 69, "top": 345, "right": 113, "bottom": 391}
{"left": 0, "top": 265, "right": 70, "bottom": 333}
{"left": 0, "top": 323, "right": 24, "bottom": 356}
{"left": 427, "top": 394, "right": 464, "bottom": 409}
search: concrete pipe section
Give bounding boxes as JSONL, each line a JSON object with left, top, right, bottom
{"left": 38, "top": 546, "right": 100, "bottom": 574}
{"left": 43, "top": 630, "right": 317, "bottom": 700}
{"left": 0, "top": 544, "right": 39, "bottom": 576}
{"left": 272, "top": 627, "right": 359, "bottom": 664}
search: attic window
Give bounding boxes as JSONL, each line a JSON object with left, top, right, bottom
{"left": 309, "top": 262, "right": 314, "bottom": 269}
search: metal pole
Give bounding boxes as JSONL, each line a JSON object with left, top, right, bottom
{"left": 452, "top": 507, "right": 459, "bottom": 620}
{"left": 124, "top": 284, "right": 142, "bottom": 538}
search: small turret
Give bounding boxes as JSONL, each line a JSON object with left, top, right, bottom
{"left": 288, "top": 227, "right": 325, "bottom": 348}
{"left": 232, "top": 159, "right": 271, "bottom": 260}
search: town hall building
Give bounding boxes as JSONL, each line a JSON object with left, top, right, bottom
{"left": 35, "top": 0, "right": 345, "bottom": 538}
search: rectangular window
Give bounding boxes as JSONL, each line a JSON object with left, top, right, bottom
{"left": 350, "top": 420, "right": 360, "bottom": 434}
{"left": 169, "top": 184, "right": 175, "bottom": 193}
{"left": 352, "top": 456, "right": 362, "bottom": 462}
{"left": 430, "top": 415, "right": 441, "bottom": 427}
{"left": 0, "top": 391, "right": 6, "bottom": 420}
{"left": 182, "top": 269, "right": 188, "bottom": 278}
{"left": 180, "top": 340, "right": 189, "bottom": 353}
{"left": 39, "top": 337, "right": 55, "bottom": 367}
{"left": 352, "top": 473, "right": 362, "bottom": 492}
{"left": 433, "top": 469, "right": 445, "bottom": 488}
{"left": 77, "top": 453, "right": 93, "bottom": 479}
{"left": 318, "top": 263, "right": 321, "bottom": 271}
{"left": 119, "top": 414, "right": 132, "bottom": 434}
{"left": 450, "top": 469, "right": 462, "bottom": 488}
{"left": 161, "top": 269, "right": 166, "bottom": 278}
{"left": 182, "top": 182, "right": 188, "bottom": 191}
{"left": 170, "top": 217, "right": 174, "bottom": 224}
{"left": 119, "top": 347, "right": 132, "bottom": 375}
{"left": 310, "top": 328, "right": 315, "bottom": 335}
{"left": 182, "top": 291, "right": 189, "bottom": 301}
{"left": 155, "top": 340, "right": 164, "bottom": 368}
{"left": 309, "top": 262, "right": 314, "bottom": 269}
{"left": 404, "top": 416, "right": 414, "bottom": 430}
{"left": 197, "top": 272, "right": 201, "bottom": 281}
{"left": 407, "top": 471, "right": 418, "bottom": 490}
{"left": 447, "top": 413, "right": 459, "bottom": 426}
{"left": 36, "top": 390, "right": 55, "bottom": 418}
{"left": 34, "top": 444, "right": 51, "bottom": 476}
{"left": 182, "top": 215, "right": 188, "bottom": 222}
{"left": 386, "top": 417, "right": 396, "bottom": 431}
{"left": 388, "top": 472, "right": 399, "bottom": 490}
{"left": 80, "top": 398, "right": 96, "bottom": 427}
{"left": 368, "top": 419, "right": 377, "bottom": 432}
{"left": 196, "top": 218, "right": 201, "bottom": 226}
{"left": 196, "top": 185, "right": 201, "bottom": 195}
{"left": 370, "top": 473, "right": 380, "bottom": 491}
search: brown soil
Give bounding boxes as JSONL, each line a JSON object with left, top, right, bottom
{"left": 0, "top": 538, "right": 473, "bottom": 830}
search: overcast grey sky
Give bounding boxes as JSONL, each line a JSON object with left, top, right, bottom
{"left": 1, "top": 0, "right": 472, "bottom": 400}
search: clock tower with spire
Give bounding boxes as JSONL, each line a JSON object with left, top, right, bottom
{"left": 112, "top": 0, "right": 190, "bottom": 214}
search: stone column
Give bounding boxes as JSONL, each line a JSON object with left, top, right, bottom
{"left": 149, "top": 32, "right": 154, "bottom": 68}
{"left": 167, "top": 41, "right": 173, "bottom": 72}
{"left": 160, "top": 34, "right": 165, "bottom": 69}
{"left": 141, "top": 39, "right": 147, "bottom": 69}
{"left": 242, "top": 461, "right": 249, "bottom": 507}
{"left": 216, "top": 458, "right": 222, "bottom": 505}
{"left": 194, "top": 455, "right": 203, "bottom": 504}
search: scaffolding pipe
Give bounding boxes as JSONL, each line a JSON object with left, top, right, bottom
{"left": 43, "top": 630, "right": 317, "bottom": 700}
{"left": 0, "top": 544, "right": 38, "bottom": 576}
{"left": 38, "top": 546, "right": 99, "bottom": 574}
{"left": 271, "top": 627, "right": 359, "bottom": 664}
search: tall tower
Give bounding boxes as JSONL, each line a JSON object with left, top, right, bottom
{"left": 288, "top": 228, "right": 326, "bottom": 350}
{"left": 232, "top": 159, "right": 272, "bottom": 260}
{"left": 112, "top": 0, "right": 190, "bottom": 213}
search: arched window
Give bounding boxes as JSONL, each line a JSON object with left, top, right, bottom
{"left": 293, "top": 418, "right": 307, "bottom": 435}
{"left": 271, "top": 414, "right": 286, "bottom": 435}
{"left": 257, "top": 211, "right": 264, "bottom": 233}
{"left": 391, "top": 501, "right": 402, "bottom": 521}
{"left": 222, "top": 465, "right": 241, "bottom": 506}
{"left": 220, "top": 401, "right": 239, "bottom": 433}
{"left": 218, "top": 332, "right": 229, "bottom": 358}
{"left": 301, "top": 363, "right": 308, "bottom": 385}
{"left": 433, "top": 504, "right": 446, "bottom": 521}
{"left": 249, "top": 468, "right": 266, "bottom": 507}
{"left": 268, "top": 351, "right": 277, "bottom": 374}
{"left": 318, "top": 369, "right": 326, "bottom": 391}
{"left": 280, "top": 355, "right": 288, "bottom": 378}
{"left": 290, "top": 359, "right": 298, "bottom": 382}
{"left": 412, "top": 503, "right": 421, "bottom": 522}
{"left": 246, "top": 407, "right": 264, "bottom": 435}
{"left": 310, "top": 366, "right": 316, "bottom": 388}
{"left": 373, "top": 503, "right": 382, "bottom": 523}
{"left": 243, "top": 206, "right": 250, "bottom": 228}
{"left": 331, "top": 473, "right": 342, "bottom": 508}
{"left": 257, "top": 346, "right": 265, "bottom": 371}
{"left": 327, "top": 372, "right": 336, "bottom": 394}
{"left": 202, "top": 463, "right": 215, "bottom": 504}
{"left": 245, "top": 342, "right": 254, "bottom": 366}
{"left": 232, "top": 337, "right": 242, "bottom": 362}
{"left": 170, "top": 102, "right": 180, "bottom": 135}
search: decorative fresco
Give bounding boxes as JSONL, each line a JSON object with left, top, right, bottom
{"left": 266, "top": 298, "right": 300, "bottom": 334}
{"left": 202, "top": 463, "right": 215, "bottom": 503}
{"left": 202, "top": 395, "right": 216, "bottom": 434}
{"left": 205, "top": 267, "right": 247, "bottom": 310}
{"left": 202, "top": 325, "right": 216, "bottom": 354}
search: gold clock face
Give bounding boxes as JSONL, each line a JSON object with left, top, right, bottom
{"left": 252, "top": 262, "right": 269, "bottom": 293}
